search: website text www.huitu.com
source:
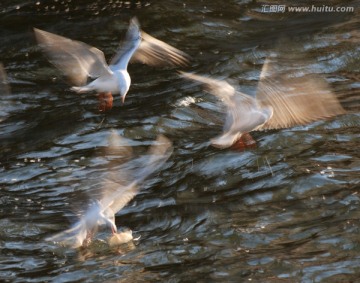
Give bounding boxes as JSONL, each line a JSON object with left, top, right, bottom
{"left": 261, "top": 5, "right": 355, "bottom": 13}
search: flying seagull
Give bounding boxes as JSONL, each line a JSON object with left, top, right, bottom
{"left": 34, "top": 17, "right": 189, "bottom": 111}
{"left": 180, "top": 59, "right": 346, "bottom": 149}
{"left": 46, "top": 134, "right": 172, "bottom": 248}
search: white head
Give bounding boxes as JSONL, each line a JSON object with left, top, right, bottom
{"left": 120, "top": 89, "right": 129, "bottom": 104}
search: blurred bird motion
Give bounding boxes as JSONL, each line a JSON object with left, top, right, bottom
{"left": 180, "top": 49, "right": 346, "bottom": 149}
{"left": 34, "top": 17, "right": 189, "bottom": 112}
{"left": 46, "top": 133, "right": 172, "bottom": 248}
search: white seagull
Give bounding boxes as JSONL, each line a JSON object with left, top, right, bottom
{"left": 46, "top": 134, "right": 172, "bottom": 248}
{"left": 34, "top": 17, "right": 189, "bottom": 111}
{"left": 180, "top": 58, "right": 346, "bottom": 149}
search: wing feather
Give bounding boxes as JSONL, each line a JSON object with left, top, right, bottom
{"left": 101, "top": 134, "right": 172, "bottom": 214}
{"left": 34, "top": 28, "right": 111, "bottom": 86}
{"left": 132, "top": 31, "right": 190, "bottom": 67}
{"left": 256, "top": 57, "right": 346, "bottom": 130}
{"left": 109, "top": 17, "right": 142, "bottom": 70}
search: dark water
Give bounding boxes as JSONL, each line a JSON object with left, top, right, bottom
{"left": 1, "top": 0, "right": 359, "bottom": 282}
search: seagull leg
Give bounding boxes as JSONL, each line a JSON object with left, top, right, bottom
{"left": 231, "top": 133, "right": 257, "bottom": 151}
{"left": 98, "top": 92, "right": 113, "bottom": 112}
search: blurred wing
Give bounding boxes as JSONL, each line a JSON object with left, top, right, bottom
{"left": 100, "top": 178, "right": 139, "bottom": 215}
{"left": 34, "top": 28, "right": 111, "bottom": 86}
{"left": 334, "top": 72, "right": 360, "bottom": 112}
{"left": 0, "top": 63, "right": 10, "bottom": 95}
{"left": 179, "top": 71, "right": 238, "bottom": 103}
{"left": 132, "top": 31, "right": 190, "bottom": 67}
{"left": 102, "top": 135, "right": 172, "bottom": 214}
{"left": 109, "top": 17, "right": 142, "bottom": 70}
{"left": 256, "top": 58, "right": 346, "bottom": 130}
{"left": 45, "top": 220, "right": 87, "bottom": 248}
{"left": 179, "top": 72, "right": 260, "bottom": 131}
{"left": 136, "top": 135, "right": 173, "bottom": 182}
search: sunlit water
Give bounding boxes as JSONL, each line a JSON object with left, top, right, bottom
{"left": 0, "top": 0, "right": 359, "bottom": 282}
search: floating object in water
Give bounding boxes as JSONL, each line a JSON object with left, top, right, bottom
{"left": 107, "top": 229, "right": 134, "bottom": 247}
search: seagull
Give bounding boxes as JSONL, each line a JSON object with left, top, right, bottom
{"left": 46, "top": 134, "right": 173, "bottom": 248}
{"left": 180, "top": 58, "right": 346, "bottom": 149}
{"left": 34, "top": 17, "right": 189, "bottom": 111}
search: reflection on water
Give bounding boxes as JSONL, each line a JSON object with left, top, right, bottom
{"left": 0, "top": 0, "right": 359, "bottom": 282}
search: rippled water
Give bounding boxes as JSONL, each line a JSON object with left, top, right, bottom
{"left": 1, "top": 0, "right": 359, "bottom": 282}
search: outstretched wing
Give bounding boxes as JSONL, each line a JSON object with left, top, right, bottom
{"left": 109, "top": 17, "right": 142, "bottom": 71}
{"left": 111, "top": 17, "right": 189, "bottom": 69}
{"left": 101, "top": 135, "right": 172, "bottom": 214}
{"left": 179, "top": 71, "right": 239, "bottom": 105}
{"left": 256, "top": 57, "right": 346, "bottom": 130}
{"left": 132, "top": 30, "right": 190, "bottom": 67}
{"left": 34, "top": 28, "right": 111, "bottom": 86}
{"left": 135, "top": 135, "right": 173, "bottom": 182}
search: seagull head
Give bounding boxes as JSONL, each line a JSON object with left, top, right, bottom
{"left": 121, "top": 93, "right": 126, "bottom": 104}
{"left": 119, "top": 81, "right": 130, "bottom": 104}
{"left": 116, "top": 71, "right": 130, "bottom": 104}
